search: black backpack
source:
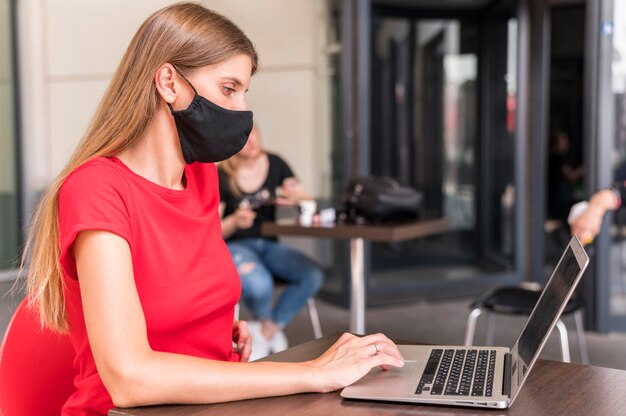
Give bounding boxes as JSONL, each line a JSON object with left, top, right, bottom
{"left": 342, "top": 176, "right": 424, "bottom": 224}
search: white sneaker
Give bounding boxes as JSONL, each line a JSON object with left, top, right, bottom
{"left": 247, "top": 321, "right": 271, "bottom": 361}
{"left": 269, "top": 329, "right": 289, "bottom": 353}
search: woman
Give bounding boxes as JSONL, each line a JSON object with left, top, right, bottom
{"left": 23, "top": 4, "right": 403, "bottom": 415}
{"left": 219, "top": 125, "right": 323, "bottom": 359}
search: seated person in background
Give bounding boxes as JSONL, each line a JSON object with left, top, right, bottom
{"left": 570, "top": 183, "right": 624, "bottom": 244}
{"left": 219, "top": 124, "right": 324, "bottom": 359}
{"left": 548, "top": 129, "right": 584, "bottom": 221}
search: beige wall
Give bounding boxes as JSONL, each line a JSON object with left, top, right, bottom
{"left": 18, "top": 0, "right": 332, "bottom": 200}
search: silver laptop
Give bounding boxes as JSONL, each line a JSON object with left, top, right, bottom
{"left": 341, "top": 235, "right": 589, "bottom": 409}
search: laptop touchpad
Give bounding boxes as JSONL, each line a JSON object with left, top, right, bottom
{"left": 351, "top": 360, "right": 419, "bottom": 394}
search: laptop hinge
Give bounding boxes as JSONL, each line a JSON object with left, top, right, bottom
{"left": 502, "top": 353, "right": 512, "bottom": 398}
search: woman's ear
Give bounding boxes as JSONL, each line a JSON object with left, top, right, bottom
{"left": 154, "top": 63, "right": 178, "bottom": 104}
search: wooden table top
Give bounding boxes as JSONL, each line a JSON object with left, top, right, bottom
{"left": 261, "top": 218, "right": 448, "bottom": 242}
{"left": 110, "top": 333, "right": 626, "bottom": 416}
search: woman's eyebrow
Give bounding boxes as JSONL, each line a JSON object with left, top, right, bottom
{"left": 220, "top": 76, "right": 249, "bottom": 92}
{"left": 220, "top": 76, "right": 244, "bottom": 87}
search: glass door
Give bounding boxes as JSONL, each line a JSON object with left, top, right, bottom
{"left": 544, "top": 4, "right": 586, "bottom": 273}
{"left": 322, "top": 0, "right": 526, "bottom": 308}
{"left": 364, "top": 2, "right": 522, "bottom": 304}
{"left": 0, "top": 0, "right": 20, "bottom": 279}
{"left": 592, "top": 0, "right": 626, "bottom": 332}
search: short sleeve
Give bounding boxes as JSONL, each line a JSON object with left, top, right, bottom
{"left": 58, "top": 162, "right": 133, "bottom": 280}
{"left": 614, "top": 181, "right": 626, "bottom": 206}
{"left": 271, "top": 154, "right": 295, "bottom": 182}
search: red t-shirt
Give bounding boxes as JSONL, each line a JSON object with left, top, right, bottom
{"left": 57, "top": 157, "right": 241, "bottom": 415}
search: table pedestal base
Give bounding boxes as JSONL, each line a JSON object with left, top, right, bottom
{"left": 350, "top": 237, "right": 365, "bottom": 334}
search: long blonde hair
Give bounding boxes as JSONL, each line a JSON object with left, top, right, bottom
{"left": 218, "top": 123, "right": 266, "bottom": 197}
{"left": 23, "top": 2, "right": 258, "bottom": 332}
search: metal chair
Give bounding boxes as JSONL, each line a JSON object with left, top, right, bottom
{"left": 305, "top": 297, "right": 323, "bottom": 339}
{"left": 0, "top": 298, "right": 77, "bottom": 415}
{"left": 464, "top": 283, "right": 589, "bottom": 364}
{"left": 235, "top": 297, "right": 323, "bottom": 339}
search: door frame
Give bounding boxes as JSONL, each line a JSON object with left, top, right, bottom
{"left": 586, "top": 0, "right": 620, "bottom": 332}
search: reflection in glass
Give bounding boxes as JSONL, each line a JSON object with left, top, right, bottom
{"left": 0, "top": 0, "right": 19, "bottom": 272}
{"left": 371, "top": 19, "right": 479, "bottom": 228}
{"left": 610, "top": 1, "right": 626, "bottom": 315}
{"left": 544, "top": 5, "right": 585, "bottom": 273}
{"left": 367, "top": 13, "right": 518, "bottom": 298}
{"left": 516, "top": 247, "right": 580, "bottom": 365}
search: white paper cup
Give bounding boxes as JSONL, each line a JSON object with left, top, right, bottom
{"left": 298, "top": 200, "right": 317, "bottom": 226}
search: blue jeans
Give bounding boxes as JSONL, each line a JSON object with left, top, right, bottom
{"left": 227, "top": 238, "right": 324, "bottom": 327}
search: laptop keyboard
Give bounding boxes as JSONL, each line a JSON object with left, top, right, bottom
{"left": 415, "top": 349, "right": 496, "bottom": 397}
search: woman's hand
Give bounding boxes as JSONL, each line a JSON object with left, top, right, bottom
{"left": 219, "top": 203, "right": 255, "bottom": 239}
{"left": 276, "top": 178, "right": 310, "bottom": 205}
{"left": 571, "top": 206, "right": 604, "bottom": 245}
{"left": 232, "top": 207, "right": 256, "bottom": 229}
{"left": 306, "top": 332, "right": 405, "bottom": 393}
{"left": 570, "top": 189, "right": 618, "bottom": 244}
{"left": 232, "top": 320, "right": 252, "bottom": 362}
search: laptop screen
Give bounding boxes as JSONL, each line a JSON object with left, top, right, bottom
{"left": 517, "top": 246, "right": 580, "bottom": 365}
{"left": 509, "top": 237, "right": 588, "bottom": 402}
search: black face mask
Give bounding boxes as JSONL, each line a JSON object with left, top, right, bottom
{"left": 167, "top": 74, "right": 253, "bottom": 164}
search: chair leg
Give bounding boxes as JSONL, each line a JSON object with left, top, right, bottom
{"left": 574, "top": 310, "right": 590, "bottom": 365}
{"left": 555, "top": 320, "right": 571, "bottom": 363}
{"left": 486, "top": 313, "right": 495, "bottom": 346}
{"left": 308, "top": 298, "right": 323, "bottom": 339}
{"left": 464, "top": 308, "right": 482, "bottom": 346}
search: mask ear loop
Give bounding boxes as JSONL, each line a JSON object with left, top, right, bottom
{"left": 167, "top": 65, "right": 198, "bottom": 113}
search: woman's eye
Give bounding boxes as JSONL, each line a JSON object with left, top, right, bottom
{"left": 223, "top": 86, "right": 235, "bottom": 95}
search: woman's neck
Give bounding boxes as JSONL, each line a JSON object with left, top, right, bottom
{"left": 117, "top": 103, "right": 187, "bottom": 190}
{"left": 235, "top": 153, "right": 269, "bottom": 193}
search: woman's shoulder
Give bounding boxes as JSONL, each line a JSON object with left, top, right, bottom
{"left": 60, "top": 157, "right": 130, "bottom": 198}
{"left": 266, "top": 152, "right": 284, "bottom": 163}
{"left": 267, "top": 153, "right": 289, "bottom": 169}
{"left": 266, "top": 153, "right": 294, "bottom": 177}
{"left": 65, "top": 156, "right": 126, "bottom": 182}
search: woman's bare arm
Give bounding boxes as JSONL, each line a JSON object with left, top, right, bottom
{"left": 570, "top": 189, "right": 619, "bottom": 243}
{"left": 74, "top": 230, "right": 404, "bottom": 408}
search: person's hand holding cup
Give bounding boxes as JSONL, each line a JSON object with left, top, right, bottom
{"left": 234, "top": 200, "right": 256, "bottom": 230}
{"left": 277, "top": 178, "right": 309, "bottom": 205}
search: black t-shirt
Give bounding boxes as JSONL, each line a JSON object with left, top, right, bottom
{"left": 615, "top": 180, "right": 626, "bottom": 202}
{"left": 613, "top": 180, "right": 626, "bottom": 224}
{"left": 218, "top": 153, "right": 295, "bottom": 240}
